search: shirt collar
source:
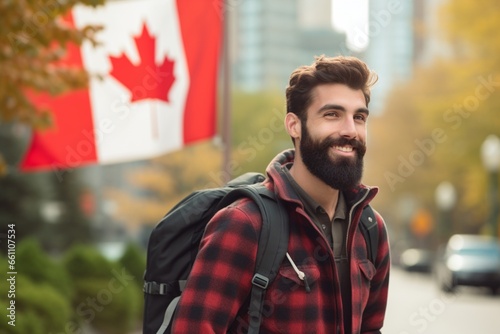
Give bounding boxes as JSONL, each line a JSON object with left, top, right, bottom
{"left": 282, "top": 164, "right": 347, "bottom": 222}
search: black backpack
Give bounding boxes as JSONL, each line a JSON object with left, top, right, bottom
{"left": 143, "top": 172, "right": 289, "bottom": 334}
{"left": 142, "top": 172, "right": 378, "bottom": 334}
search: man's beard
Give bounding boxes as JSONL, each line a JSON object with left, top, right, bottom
{"left": 299, "top": 124, "right": 366, "bottom": 190}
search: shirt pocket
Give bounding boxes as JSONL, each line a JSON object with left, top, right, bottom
{"left": 276, "top": 263, "right": 321, "bottom": 292}
{"left": 355, "top": 259, "right": 376, "bottom": 313}
{"left": 358, "top": 259, "right": 376, "bottom": 281}
{"left": 262, "top": 264, "right": 323, "bottom": 333}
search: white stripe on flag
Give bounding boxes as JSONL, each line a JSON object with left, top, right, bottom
{"left": 73, "top": 0, "right": 189, "bottom": 164}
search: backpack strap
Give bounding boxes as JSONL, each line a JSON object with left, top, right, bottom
{"left": 218, "top": 185, "right": 289, "bottom": 334}
{"left": 359, "top": 205, "right": 379, "bottom": 264}
{"left": 156, "top": 295, "right": 180, "bottom": 334}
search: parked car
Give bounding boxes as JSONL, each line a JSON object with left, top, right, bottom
{"left": 399, "top": 248, "right": 434, "bottom": 273}
{"left": 435, "top": 234, "right": 500, "bottom": 294}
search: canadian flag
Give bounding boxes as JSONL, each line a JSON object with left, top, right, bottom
{"left": 20, "top": 0, "right": 222, "bottom": 171}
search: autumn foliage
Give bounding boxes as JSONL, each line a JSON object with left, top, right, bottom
{"left": 0, "top": 0, "right": 104, "bottom": 129}
{"left": 367, "top": 0, "right": 500, "bottom": 240}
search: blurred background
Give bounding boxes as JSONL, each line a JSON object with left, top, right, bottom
{"left": 1, "top": 0, "right": 500, "bottom": 333}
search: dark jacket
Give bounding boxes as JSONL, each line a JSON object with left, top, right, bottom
{"left": 171, "top": 149, "right": 390, "bottom": 333}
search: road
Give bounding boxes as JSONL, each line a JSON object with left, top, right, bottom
{"left": 382, "top": 266, "right": 500, "bottom": 334}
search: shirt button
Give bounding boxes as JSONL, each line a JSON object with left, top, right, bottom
{"left": 322, "top": 224, "right": 326, "bottom": 230}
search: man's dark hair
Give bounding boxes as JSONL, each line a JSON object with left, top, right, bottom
{"left": 285, "top": 55, "right": 378, "bottom": 121}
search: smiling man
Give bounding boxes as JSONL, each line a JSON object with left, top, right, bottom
{"left": 171, "top": 56, "right": 390, "bottom": 334}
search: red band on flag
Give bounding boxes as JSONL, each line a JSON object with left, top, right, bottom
{"left": 177, "top": 0, "right": 222, "bottom": 143}
{"left": 21, "top": 14, "right": 97, "bottom": 172}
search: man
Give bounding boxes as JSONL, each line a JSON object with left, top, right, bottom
{"left": 171, "top": 55, "right": 390, "bottom": 333}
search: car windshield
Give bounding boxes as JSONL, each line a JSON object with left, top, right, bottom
{"left": 455, "top": 244, "right": 500, "bottom": 257}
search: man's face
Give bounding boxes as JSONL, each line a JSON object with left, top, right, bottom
{"left": 298, "top": 84, "right": 368, "bottom": 190}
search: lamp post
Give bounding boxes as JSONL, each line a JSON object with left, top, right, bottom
{"left": 435, "top": 181, "right": 457, "bottom": 241}
{"left": 481, "top": 135, "right": 500, "bottom": 237}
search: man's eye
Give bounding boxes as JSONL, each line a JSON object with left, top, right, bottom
{"left": 354, "top": 114, "right": 367, "bottom": 122}
{"left": 324, "top": 111, "right": 338, "bottom": 117}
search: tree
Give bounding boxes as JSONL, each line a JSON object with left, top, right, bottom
{"left": 0, "top": 170, "right": 50, "bottom": 243}
{"left": 45, "top": 169, "right": 94, "bottom": 251}
{"left": 366, "top": 0, "right": 500, "bottom": 241}
{"left": 0, "top": 0, "right": 104, "bottom": 127}
{"left": 64, "top": 244, "right": 142, "bottom": 334}
{"left": 0, "top": 0, "right": 104, "bottom": 172}
{"left": 0, "top": 153, "right": 93, "bottom": 254}
{"left": 16, "top": 238, "right": 73, "bottom": 296}
{"left": 440, "top": 0, "right": 500, "bottom": 65}
{"left": 230, "top": 90, "right": 291, "bottom": 173}
{"left": 119, "top": 242, "right": 146, "bottom": 287}
{"left": 0, "top": 244, "right": 72, "bottom": 334}
{"left": 0, "top": 275, "right": 72, "bottom": 334}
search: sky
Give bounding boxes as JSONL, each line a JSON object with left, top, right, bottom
{"left": 331, "top": 0, "right": 369, "bottom": 51}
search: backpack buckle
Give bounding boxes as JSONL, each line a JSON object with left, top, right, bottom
{"left": 144, "top": 281, "right": 169, "bottom": 295}
{"left": 252, "top": 273, "right": 269, "bottom": 289}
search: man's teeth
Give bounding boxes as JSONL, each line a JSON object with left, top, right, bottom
{"left": 334, "top": 146, "right": 353, "bottom": 152}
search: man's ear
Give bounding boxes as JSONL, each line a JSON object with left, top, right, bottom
{"left": 285, "top": 113, "right": 301, "bottom": 140}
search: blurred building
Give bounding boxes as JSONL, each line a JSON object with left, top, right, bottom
{"left": 297, "top": 0, "right": 348, "bottom": 68}
{"left": 364, "top": 0, "right": 418, "bottom": 115}
{"left": 363, "top": 0, "right": 452, "bottom": 115}
{"left": 298, "top": 0, "right": 332, "bottom": 29}
{"left": 231, "top": 0, "right": 347, "bottom": 92}
{"left": 417, "top": 0, "right": 453, "bottom": 66}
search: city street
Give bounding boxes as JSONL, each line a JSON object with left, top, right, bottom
{"left": 383, "top": 266, "right": 500, "bottom": 334}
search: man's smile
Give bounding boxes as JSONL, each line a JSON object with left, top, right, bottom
{"left": 332, "top": 145, "right": 356, "bottom": 156}
{"left": 333, "top": 145, "right": 354, "bottom": 152}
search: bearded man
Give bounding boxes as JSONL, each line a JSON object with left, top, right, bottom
{"left": 171, "top": 55, "right": 391, "bottom": 334}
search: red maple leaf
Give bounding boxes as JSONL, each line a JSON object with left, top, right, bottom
{"left": 109, "top": 23, "right": 175, "bottom": 102}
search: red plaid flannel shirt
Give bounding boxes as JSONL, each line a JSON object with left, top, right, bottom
{"left": 171, "top": 149, "right": 390, "bottom": 333}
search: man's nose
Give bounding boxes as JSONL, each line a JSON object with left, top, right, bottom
{"left": 339, "top": 118, "right": 357, "bottom": 138}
